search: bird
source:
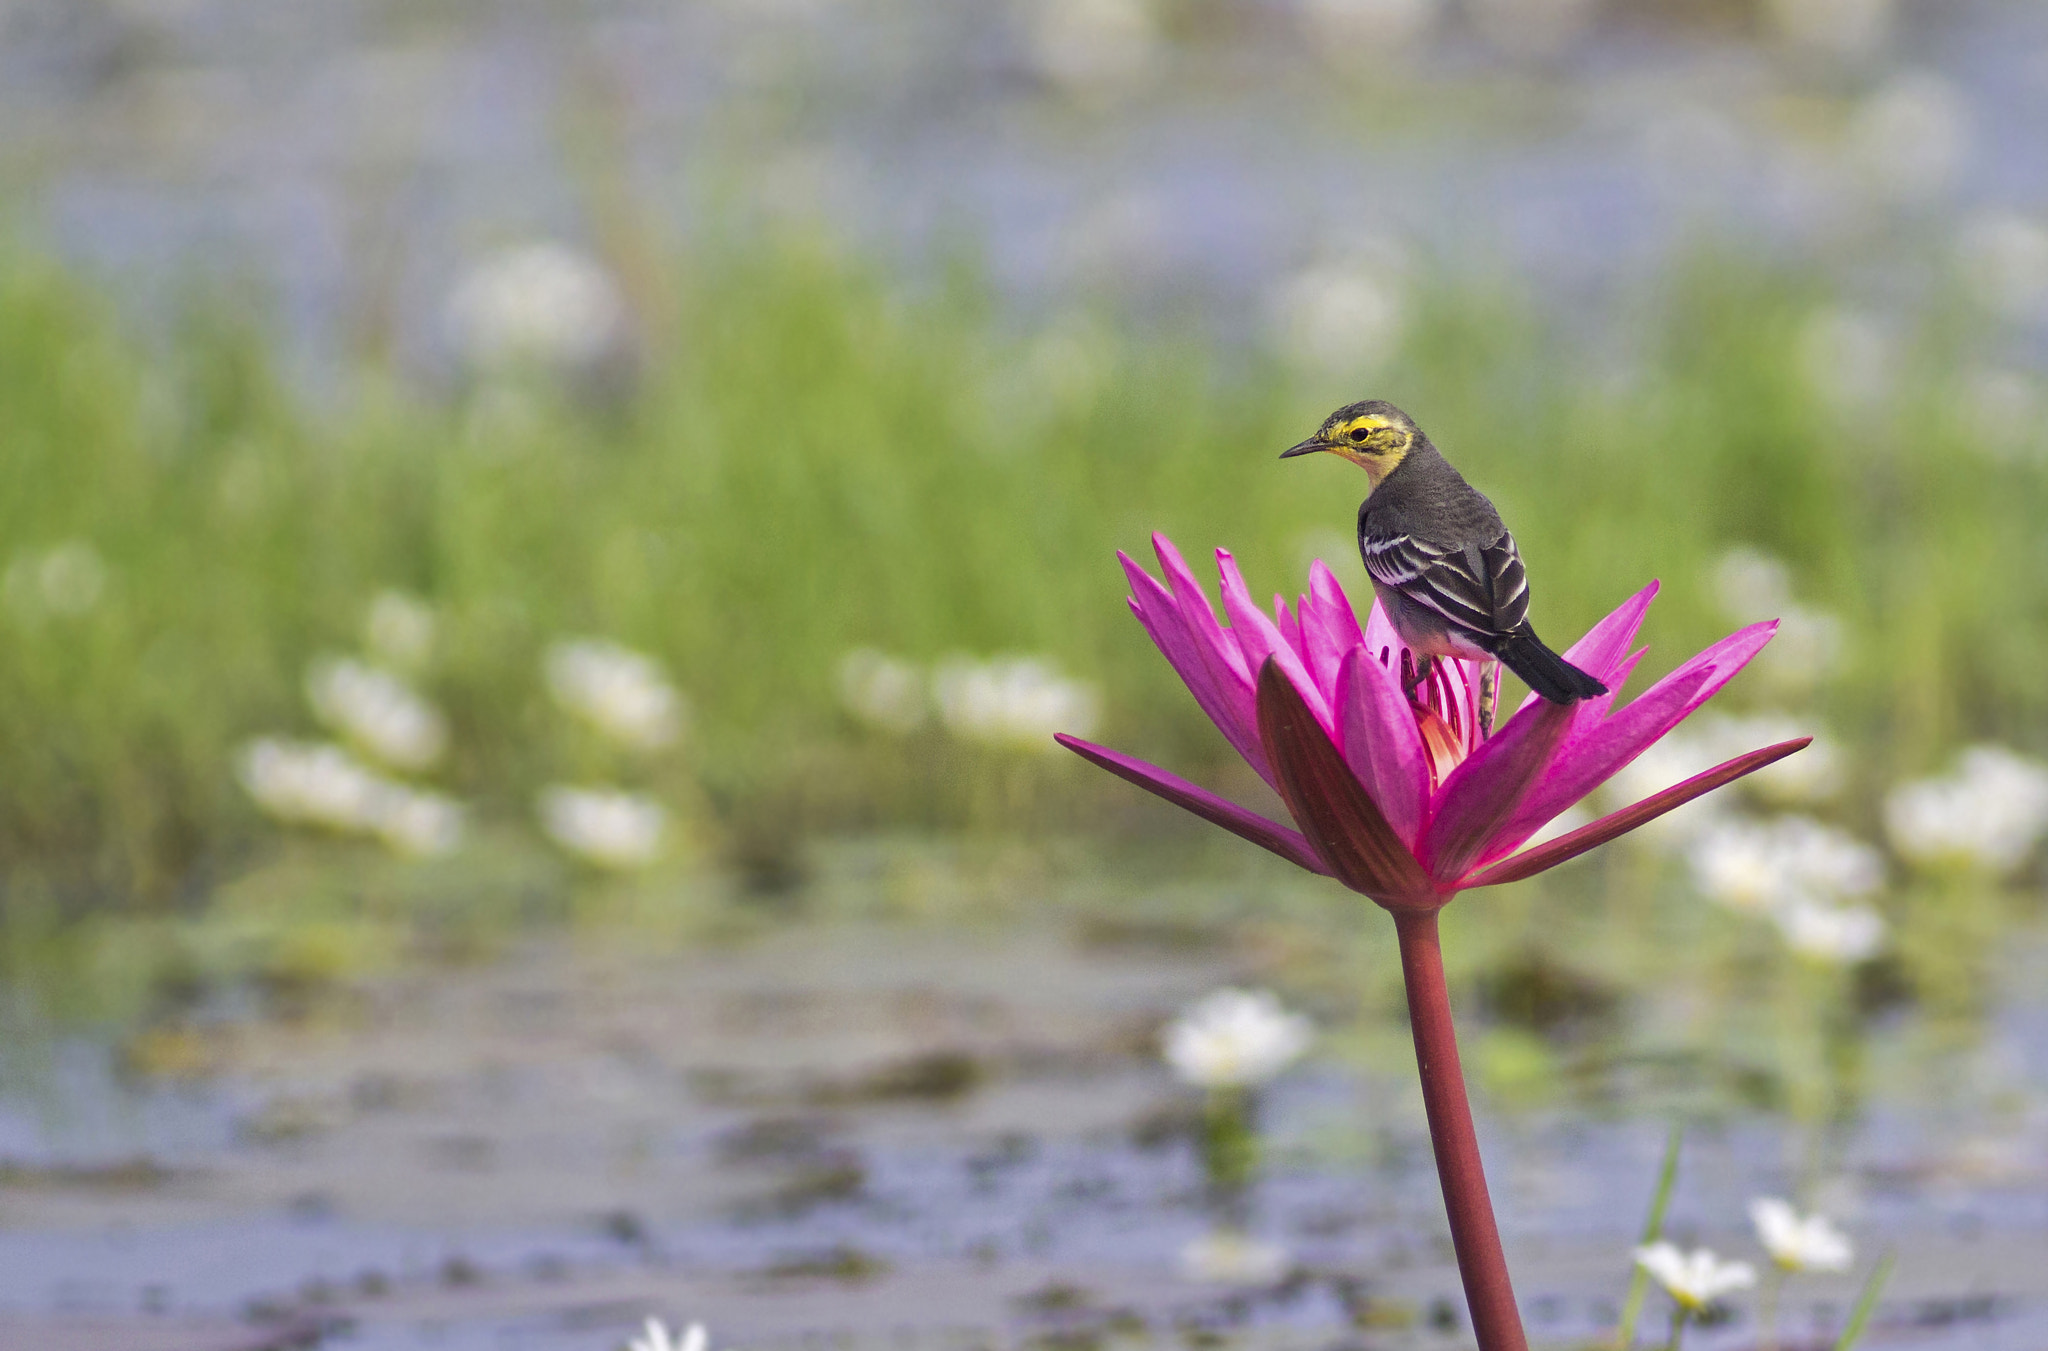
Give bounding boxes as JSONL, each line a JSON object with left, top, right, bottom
{"left": 1281, "top": 399, "right": 1608, "bottom": 705}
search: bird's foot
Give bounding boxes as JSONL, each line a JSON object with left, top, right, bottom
{"left": 1401, "top": 653, "right": 1437, "bottom": 703}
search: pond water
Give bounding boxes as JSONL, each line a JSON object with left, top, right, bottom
{"left": 2, "top": 844, "right": 2044, "bottom": 1351}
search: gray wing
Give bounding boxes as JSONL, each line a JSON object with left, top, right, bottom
{"left": 1361, "top": 529, "right": 1530, "bottom": 638}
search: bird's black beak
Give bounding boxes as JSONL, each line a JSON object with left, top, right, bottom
{"left": 1279, "top": 437, "right": 1328, "bottom": 460}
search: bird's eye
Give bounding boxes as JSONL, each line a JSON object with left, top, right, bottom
{"left": 1348, "top": 427, "right": 1370, "bottom": 443}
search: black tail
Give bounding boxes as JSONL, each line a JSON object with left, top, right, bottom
{"left": 1489, "top": 630, "right": 1608, "bottom": 704}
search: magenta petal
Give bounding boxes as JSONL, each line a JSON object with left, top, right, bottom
{"left": 1337, "top": 647, "right": 1430, "bottom": 849}
{"left": 1419, "top": 695, "right": 1576, "bottom": 884}
{"left": 1467, "top": 738, "right": 1813, "bottom": 888}
{"left": 1121, "top": 552, "right": 1272, "bottom": 784}
{"left": 1218, "top": 549, "right": 1332, "bottom": 733}
{"left": 1564, "top": 581, "right": 1660, "bottom": 685}
{"left": 1056, "top": 734, "right": 1331, "bottom": 877}
{"left": 1485, "top": 619, "right": 1779, "bottom": 862}
{"left": 1255, "top": 660, "right": 1437, "bottom": 907}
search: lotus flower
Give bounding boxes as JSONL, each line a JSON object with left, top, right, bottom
{"left": 1058, "top": 535, "right": 1808, "bottom": 910}
{"left": 1056, "top": 533, "right": 1809, "bottom": 1351}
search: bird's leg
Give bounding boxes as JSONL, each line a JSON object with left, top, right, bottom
{"left": 1478, "top": 663, "right": 1498, "bottom": 739}
{"left": 1402, "top": 652, "right": 1436, "bottom": 703}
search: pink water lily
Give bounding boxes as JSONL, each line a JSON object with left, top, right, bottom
{"left": 1057, "top": 532, "right": 1809, "bottom": 1351}
{"left": 1058, "top": 533, "right": 1807, "bottom": 911}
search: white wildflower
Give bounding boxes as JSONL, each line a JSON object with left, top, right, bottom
{"left": 1749, "top": 1198, "right": 1855, "bottom": 1274}
{"left": 1774, "top": 900, "right": 1886, "bottom": 964}
{"left": 1162, "top": 988, "right": 1313, "bottom": 1089}
{"left": 1265, "top": 243, "right": 1408, "bottom": 376}
{"left": 237, "top": 740, "right": 461, "bottom": 856}
{"left": 1885, "top": 745, "right": 2048, "bottom": 875}
{"left": 446, "top": 242, "right": 625, "bottom": 373}
{"left": 1604, "top": 731, "right": 1729, "bottom": 846}
{"left": 1797, "top": 307, "right": 1894, "bottom": 416}
{"left": 1713, "top": 546, "right": 1795, "bottom": 620}
{"left": 1688, "top": 815, "right": 1884, "bottom": 914}
{"left": 1027, "top": 0, "right": 1160, "bottom": 97}
{"left": 238, "top": 739, "right": 391, "bottom": 835}
{"left": 1180, "top": 1229, "right": 1291, "bottom": 1284}
{"left": 1845, "top": 73, "right": 1972, "bottom": 205}
{"left": 628, "top": 1319, "right": 708, "bottom": 1351}
{"left": 370, "top": 786, "right": 465, "bottom": 858}
{"left": 1691, "top": 713, "right": 1841, "bottom": 806}
{"left": 932, "top": 655, "right": 1100, "bottom": 750}
{"left": 306, "top": 657, "right": 448, "bottom": 772}
{"left": 1956, "top": 212, "right": 2048, "bottom": 324}
{"left": 837, "top": 648, "right": 927, "bottom": 734}
{"left": 546, "top": 639, "right": 686, "bottom": 753}
{"left": 365, "top": 591, "right": 436, "bottom": 669}
{"left": 4, "top": 540, "right": 108, "bottom": 618}
{"left": 1634, "top": 1241, "right": 1757, "bottom": 1312}
{"left": 539, "top": 786, "right": 667, "bottom": 870}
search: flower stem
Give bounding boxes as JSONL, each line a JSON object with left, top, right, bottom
{"left": 1393, "top": 907, "right": 1527, "bottom": 1351}
{"left": 1665, "top": 1306, "right": 1690, "bottom": 1351}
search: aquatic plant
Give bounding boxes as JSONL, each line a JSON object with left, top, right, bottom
{"left": 1060, "top": 535, "right": 1805, "bottom": 1351}
{"left": 1635, "top": 1242, "right": 1757, "bottom": 1349}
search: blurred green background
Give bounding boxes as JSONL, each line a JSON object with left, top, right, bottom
{"left": 2, "top": 0, "right": 2046, "bottom": 1102}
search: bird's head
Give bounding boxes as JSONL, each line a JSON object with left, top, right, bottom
{"left": 1280, "top": 399, "right": 1420, "bottom": 487}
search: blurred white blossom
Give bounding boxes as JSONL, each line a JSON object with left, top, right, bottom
{"left": 628, "top": 1319, "right": 707, "bottom": 1351}
{"left": 1774, "top": 899, "right": 1886, "bottom": 964}
{"left": 1845, "top": 73, "right": 1972, "bottom": 205}
{"left": 1696, "top": 713, "right": 1842, "bottom": 805}
{"left": 4, "top": 540, "right": 107, "bottom": 618}
{"left": 1711, "top": 546, "right": 1844, "bottom": 696}
{"left": 1798, "top": 307, "right": 1895, "bottom": 416}
{"left": 1265, "top": 242, "right": 1408, "bottom": 376}
{"left": 1298, "top": 0, "right": 1437, "bottom": 55}
{"left": 447, "top": 242, "right": 625, "bottom": 373}
{"left": 1163, "top": 988, "right": 1313, "bottom": 1089}
{"left": 1956, "top": 368, "right": 2045, "bottom": 462}
{"left": 1688, "top": 814, "right": 1883, "bottom": 914}
{"left": 1634, "top": 1242, "right": 1756, "bottom": 1312}
{"left": 365, "top": 591, "right": 436, "bottom": 669}
{"left": 1764, "top": 0, "right": 1892, "bottom": 61}
{"left": 1956, "top": 212, "right": 2048, "bottom": 324}
{"left": 1026, "top": 0, "right": 1160, "bottom": 97}
{"left": 1750, "top": 1197, "right": 1855, "bottom": 1274}
{"left": 837, "top": 648, "right": 927, "bottom": 734}
{"left": 539, "top": 785, "right": 667, "bottom": 870}
{"left": 306, "top": 657, "right": 448, "bottom": 772}
{"left": 546, "top": 639, "right": 686, "bottom": 753}
{"left": 1885, "top": 745, "right": 2048, "bottom": 875}
{"left": 237, "top": 738, "right": 462, "bottom": 857}
{"left": 933, "top": 655, "right": 1100, "bottom": 750}
{"left": 370, "top": 785, "right": 466, "bottom": 858}
{"left": 1180, "top": 1229, "right": 1291, "bottom": 1284}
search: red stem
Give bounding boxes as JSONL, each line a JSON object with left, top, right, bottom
{"left": 1394, "top": 907, "right": 1528, "bottom": 1351}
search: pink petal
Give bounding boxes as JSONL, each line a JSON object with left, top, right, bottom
{"left": 1121, "top": 552, "right": 1271, "bottom": 784}
{"left": 1218, "top": 549, "right": 1332, "bottom": 734}
{"left": 1338, "top": 647, "right": 1431, "bottom": 849}
{"left": 1293, "top": 564, "right": 1367, "bottom": 711}
{"left": 1255, "top": 659, "right": 1437, "bottom": 908}
{"left": 1419, "top": 696, "right": 1576, "bottom": 884}
{"left": 1151, "top": 534, "right": 1253, "bottom": 688}
{"left": 1466, "top": 738, "right": 1812, "bottom": 888}
{"left": 1056, "top": 734, "right": 1330, "bottom": 876}
{"left": 1272, "top": 593, "right": 1309, "bottom": 667}
{"left": 1483, "top": 619, "right": 1779, "bottom": 864}
{"left": 1362, "top": 594, "right": 1404, "bottom": 669}
{"left": 1511, "top": 582, "right": 1660, "bottom": 719}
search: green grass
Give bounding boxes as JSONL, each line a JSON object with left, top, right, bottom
{"left": 2, "top": 232, "right": 2045, "bottom": 927}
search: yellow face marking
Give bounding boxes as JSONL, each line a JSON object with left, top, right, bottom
{"left": 1323, "top": 415, "right": 1412, "bottom": 485}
